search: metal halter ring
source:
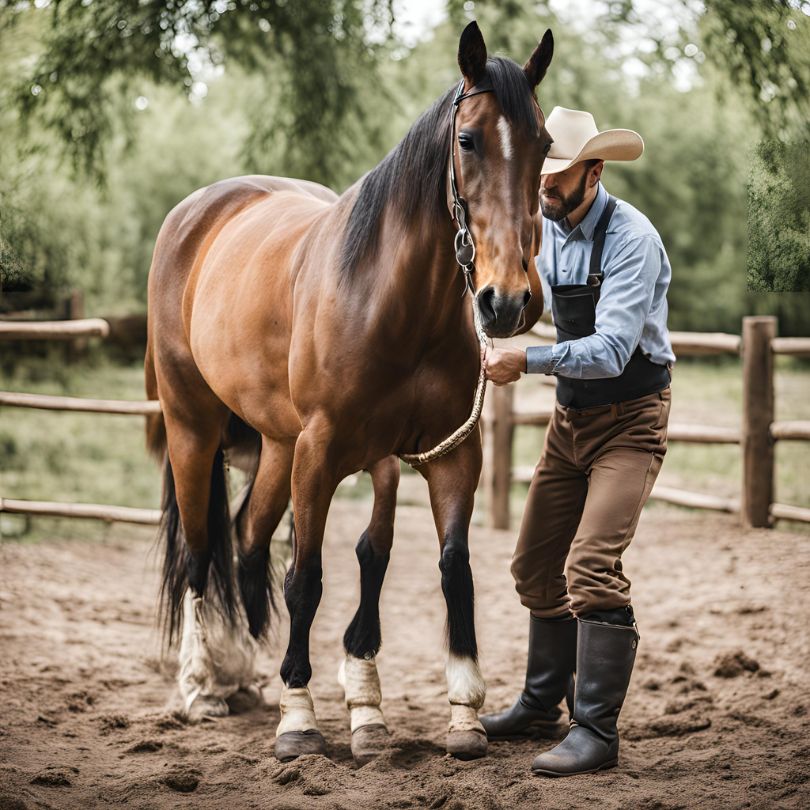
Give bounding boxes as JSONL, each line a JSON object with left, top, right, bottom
{"left": 454, "top": 228, "right": 476, "bottom": 267}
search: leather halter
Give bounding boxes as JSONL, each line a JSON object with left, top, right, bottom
{"left": 448, "top": 77, "right": 494, "bottom": 295}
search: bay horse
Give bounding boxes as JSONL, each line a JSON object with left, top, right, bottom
{"left": 144, "top": 21, "right": 554, "bottom": 764}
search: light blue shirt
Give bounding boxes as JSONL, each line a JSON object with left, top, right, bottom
{"left": 526, "top": 182, "right": 676, "bottom": 378}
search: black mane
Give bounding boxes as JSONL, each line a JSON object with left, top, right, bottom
{"left": 338, "top": 57, "right": 541, "bottom": 278}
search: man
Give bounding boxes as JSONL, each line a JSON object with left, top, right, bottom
{"left": 481, "top": 107, "right": 675, "bottom": 777}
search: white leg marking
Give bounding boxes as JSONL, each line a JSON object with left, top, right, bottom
{"left": 177, "top": 590, "right": 258, "bottom": 714}
{"left": 276, "top": 685, "right": 319, "bottom": 736}
{"left": 497, "top": 115, "right": 513, "bottom": 161}
{"left": 338, "top": 654, "right": 387, "bottom": 732}
{"left": 446, "top": 653, "right": 487, "bottom": 733}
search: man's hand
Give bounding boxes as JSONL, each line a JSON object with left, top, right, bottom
{"left": 483, "top": 346, "right": 527, "bottom": 386}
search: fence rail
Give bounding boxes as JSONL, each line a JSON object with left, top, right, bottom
{"left": 0, "top": 317, "right": 109, "bottom": 340}
{"left": 0, "top": 497, "right": 160, "bottom": 525}
{"left": 0, "top": 391, "right": 161, "bottom": 415}
{"left": 490, "top": 412, "right": 742, "bottom": 444}
{"left": 530, "top": 322, "right": 743, "bottom": 355}
{"left": 771, "top": 421, "right": 810, "bottom": 441}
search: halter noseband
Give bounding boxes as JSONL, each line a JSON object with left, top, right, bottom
{"left": 449, "top": 77, "right": 494, "bottom": 295}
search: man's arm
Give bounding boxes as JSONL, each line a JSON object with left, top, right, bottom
{"left": 525, "top": 235, "right": 662, "bottom": 379}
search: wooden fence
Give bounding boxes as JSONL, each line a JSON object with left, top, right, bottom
{"left": 482, "top": 315, "right": 810, "bottom": 530}
{"left": 1, "top": 315, "right": 808, "bottom": 531}
{"left": 2, "top": 289, "right": 148, "bottom": 358}
{"left": 0, "top": 318, "right": 162, "bottom": 526}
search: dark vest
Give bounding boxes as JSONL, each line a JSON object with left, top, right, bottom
{"left": 551, "top": 195, "right": 671, "bottom": 409}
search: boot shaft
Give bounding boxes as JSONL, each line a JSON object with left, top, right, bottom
{"left": 523, "top": 614, "right": 578, "bottom": 710}
{"left": 572, "top": 618, "right": 639, "bottom": 744}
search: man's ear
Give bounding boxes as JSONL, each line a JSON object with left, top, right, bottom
{"left": 523, "top": 29, "right": 554, "bottom": 89}
{"left": 590, "top": 159, "right": 605, "bottom": 186}
{"left": 458, "top": 21, "right": 488, "bottom": 87}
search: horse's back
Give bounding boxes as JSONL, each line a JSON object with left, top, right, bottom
{"left": 148, "top": 174, "right": 336, "bottom": 323}
{"left": 154, "top": 175, "right": 335, "bottom": 265}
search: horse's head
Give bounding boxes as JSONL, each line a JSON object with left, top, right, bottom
{"left": 450, "top": 22, "right": 553, "bottom": 339}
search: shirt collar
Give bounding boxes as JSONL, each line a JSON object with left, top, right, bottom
{"left": 551, "top": 181, "right": 608, "bottom": 243}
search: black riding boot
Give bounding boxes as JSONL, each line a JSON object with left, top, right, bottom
{"left": 531, "top": 608, "right": 639, "bottom": 777}
{"left": 480, "top": 614, "right": 577, "bottom": 739}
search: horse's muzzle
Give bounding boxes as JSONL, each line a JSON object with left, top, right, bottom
{"left": 476, "top": 286, "right": 529, "bottom": 339}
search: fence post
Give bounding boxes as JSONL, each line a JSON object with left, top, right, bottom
{"left": 741, "top": 315, "right": 776, "bottom": 528}
{"left": 488, "top": 384, "right": 514, "bottom": 530}
{"left": 64, "top": 289, "right": 86, "bottom": 363}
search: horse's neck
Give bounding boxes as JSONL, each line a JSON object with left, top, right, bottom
{"left": 375, "top": 214, "right": 470, "bottom": 348}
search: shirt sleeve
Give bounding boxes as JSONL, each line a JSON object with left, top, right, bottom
{"left": 526, "top": 235, "right": 661, "bottom": 378}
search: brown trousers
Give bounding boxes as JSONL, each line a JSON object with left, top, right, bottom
{"left": 511, "top": 387, "right": 670, "bottom": 618}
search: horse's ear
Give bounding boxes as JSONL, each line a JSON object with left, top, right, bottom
{"left": 458, "top": 21, "right": 488, "bottom": 86}
{"left": 523, "top": 29, "right": 554, "bottom": 89}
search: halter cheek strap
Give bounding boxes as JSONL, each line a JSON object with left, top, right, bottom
{"left": 448, "top": 78, "right": 493, "bottom": 295}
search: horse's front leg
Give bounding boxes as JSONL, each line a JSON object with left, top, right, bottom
{"left": 338, "top": 455, "right": 399, "bottom": 765}
{"left": 275, "top": 420, "right": 340, "bottom": 762}
{"left": 422, "top": 432, "right": 487, "bottom": 760}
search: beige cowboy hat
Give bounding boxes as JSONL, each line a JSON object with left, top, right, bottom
{"left": 542, "top": 107, "right": 644, "bottom": 174}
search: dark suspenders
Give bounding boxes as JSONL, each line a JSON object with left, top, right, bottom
{"left": 586, "top": 194, "right": 617, "bottom": 300}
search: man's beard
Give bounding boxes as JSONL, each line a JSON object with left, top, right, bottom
{"left": 539, "top": 167, "right": 589, "bottom": 222}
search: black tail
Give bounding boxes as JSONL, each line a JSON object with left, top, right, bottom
{"left": 235, "top": 473, "right": 278, "bottom": 640}
{"left": 158, "top": 448, "right": 238, "bottom": 646}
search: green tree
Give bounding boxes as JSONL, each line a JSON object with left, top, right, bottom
{"left": 748, "top": 138, "right": 810, "bottom": 292}
{"left": 2, "top": 0, "right": 395, "bottom": 186}
{"left": 700, "top": 0, "right": 810, "bottom": 138}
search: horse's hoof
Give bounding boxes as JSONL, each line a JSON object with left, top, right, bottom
{"left": 275, "top": 730, "right": 328, "bottom": 762}
{"left": 351, "top": 723, "right": 390, "bottom": 765}
{"left": 446, "top": 728, "right": 488, "bottom": 760}
{"left": 186, "top": 694, "right": 230, "bottom": 723}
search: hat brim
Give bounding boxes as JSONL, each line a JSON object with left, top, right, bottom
{"left": 541, "top": 129, "right": 644, "bottom": 175}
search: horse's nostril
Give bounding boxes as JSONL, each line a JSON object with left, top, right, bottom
{"left": 523, "top": 289, "right": 531, "bottom": 308}
{"left": 478, "top": 285, "right": 497, "bottom": 322}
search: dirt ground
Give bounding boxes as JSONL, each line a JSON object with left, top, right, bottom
{"left": 1, "top": 499, "right": 809, "bottom": 810}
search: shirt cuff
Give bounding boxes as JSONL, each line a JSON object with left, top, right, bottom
{"left": 526, "top": 345, "right": 557, "bottom": 374}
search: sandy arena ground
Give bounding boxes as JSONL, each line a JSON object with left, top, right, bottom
{"left": 1, "top": 499, "right": 809, "bottom": 809}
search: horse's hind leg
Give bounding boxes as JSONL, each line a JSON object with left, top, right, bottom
{"left": 161, "top": 403, "right": 251, "bottom": 721}
{"left": 236, "top": 435, "right": 295, "bottom": 640}
{"left": 338, "top": 456, "right": 399, "bottom": 765}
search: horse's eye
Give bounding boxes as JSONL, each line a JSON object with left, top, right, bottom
{"left": 458, "top": 133, "right": 475, "bottom": 152}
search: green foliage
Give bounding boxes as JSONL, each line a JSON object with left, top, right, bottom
{"left": 3, "top": 0, "right": 394, "bottom": 186}
{"left": 538, "top": 0, "right": 810, "bottom": 139}
{"left": 701, "top": 0, "right": 810, "bottom": 137}
{"left": 747, "top": 137, "right": 810, "bottom": 292}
